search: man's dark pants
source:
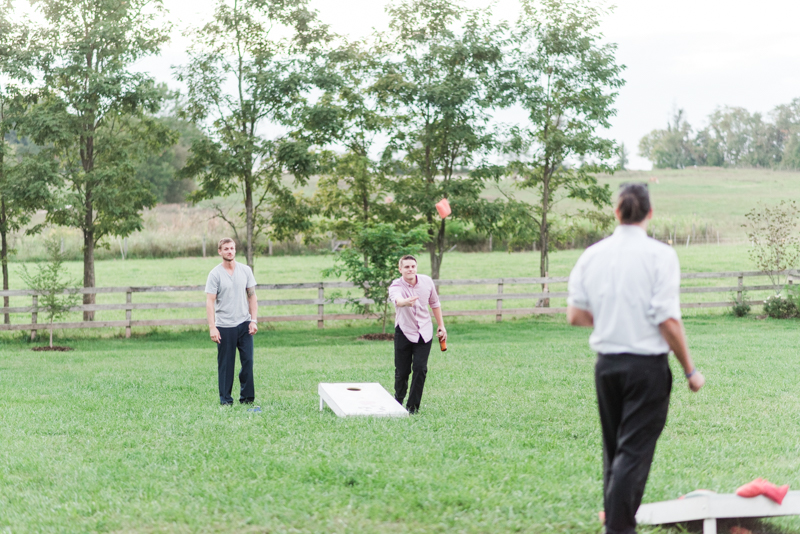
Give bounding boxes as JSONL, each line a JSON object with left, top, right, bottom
{"left": 394, "top": 325, "right": 432, "bottom": 413}
{"left": 595, "top": 353, "right": 672, "bottom": 534}
{"left": 217, "top": 321, "right": 255, "bottom": 405}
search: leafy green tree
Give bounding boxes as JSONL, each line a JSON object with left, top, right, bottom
{"left": 0, "top": 2, "right": 60, "bottom": 324}
{"left": 505, "top": 0, "right": 619, "bottom": 282}
{"left": 19, "top": 238, "right": 80, "bottom": 348}
{"left": 25, "top": 0, "right": 175, "bottom": 320}
{"left": 177, "top": 0, "right": 328, "bottom": 271}
{"left": 323, "top": 223, "right": 428, "bottom": 334}
{"left": 638, "top": 109, "right": 696, "bottom": 169}
{"left": 374, "top": 0, "right": 510, "bottom": 280}
{"left": 773, "top": 99, "right": 800, "bottom": 170}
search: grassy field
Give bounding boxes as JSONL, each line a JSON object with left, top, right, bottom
{"left": 10, "top": 166, "right": 800, "bottom": 261}
{"left": 0, "top": 243, "right": 778, "bottom": 338}
{"left": 1, "top": 316, "right": 800, "bottom": 533}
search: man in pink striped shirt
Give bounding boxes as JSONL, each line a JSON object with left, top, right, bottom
{"left": 387, "top": 255, "right": 447, "bottom": 413}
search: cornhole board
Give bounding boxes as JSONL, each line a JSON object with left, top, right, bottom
{"left": 636, "top": 491, "right": 800, "bottom": 534}
{"left": 318, "top": 383, "right": 408, "bottom": 417}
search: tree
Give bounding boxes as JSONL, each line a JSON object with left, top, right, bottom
{"left": 743, "top": 200, "right": 800, "bottom": 292}
{"left": 638, "top": 108, "right": 696, "bottom": 169}
{"left": 374, "top": 0, "right": 510, "bottom": 280}
{"left": 0, "top": 1, "right": 59, "bottom": 324}
{"left": 323, "top": 223, "right": 428, "bottom": 334}
{"left": 616, "top": 142, "right": 628, "bottom": 171}
{"left": 26, "top": 0, "right": 174, "bottom": 320}
{"left": 19, "top": 238, "right": 80, "bottom": 348}
{"left": 505, "top": 0, "right": 619, "bottom": 283}
{"left": 177, "top": 0, "right": 328, "bottom": 271}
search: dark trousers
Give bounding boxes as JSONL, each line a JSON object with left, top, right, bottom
{"left": 217, "top": 321, "right": 255, "bottom": 405}
{"left": 394, "top": 326, "right": 432, "bottom": 413}
{"left": 595, "top": 353, "right": 672, "bottom": 534}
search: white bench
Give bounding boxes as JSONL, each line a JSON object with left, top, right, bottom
{"left": 636, "top": 491, "right": 800, "bottom": 534}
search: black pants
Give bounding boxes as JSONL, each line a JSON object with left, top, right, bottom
{"left": 217, "top": 321, "right": 255, "bottom": 405}
{"left": 595, "top": 353, "right": 672, "bottom": 534}
{"left": 394, "top": 326, "right": 432, "bottom": 413}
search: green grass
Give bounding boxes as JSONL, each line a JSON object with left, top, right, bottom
{"left": 1, "top": 316, "right": 800, "bottom": 533}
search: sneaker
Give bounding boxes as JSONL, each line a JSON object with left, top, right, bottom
{"left": 247, "top": 406, "right": 262, "bottom": 413}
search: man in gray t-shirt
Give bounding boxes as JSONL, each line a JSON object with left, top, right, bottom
{"left": 205, "top": 238, "right": 258, "bottom": 405}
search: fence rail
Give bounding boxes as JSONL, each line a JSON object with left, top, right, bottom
{"left": 1, "top": 270, "right": 796, "bottom": 339}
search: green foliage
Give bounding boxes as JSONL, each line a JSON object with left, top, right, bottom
{"left": 375, "top": 0, "right": 510, "bottom": 279}
{"left": 19, "top": 238, "right": 80, "bottom": 346}
{"left": 322, "top": 223, "right": 428, "bottom": 333}
{"left": 763, "top": 294, "right": 798, "bottom": 319}
{"left": 503, "top": 0, "right": 620, "bottom": 277}
{"left": 21, "top": 0, "right": 175, "bottom": 320}
{"left": 177, "top": 0, "right": 328, "bottom": 270}
{"left": 730, "top": 291, "right": 751, "bottom": 317}
{"left": 639, "top": 99, "right": 800, "bottom": 170}
{"left": 743, "top": 200, "right": 800, "bottom": 290}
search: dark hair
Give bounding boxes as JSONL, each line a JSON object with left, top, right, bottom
{"left": 398, "top": 254, "right": 417, "bottom": 268}
{"left": 617, "top": 183, "right": 651, "bottom": 224}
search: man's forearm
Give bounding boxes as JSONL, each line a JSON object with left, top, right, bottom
{"left": 432, "top": 306, "right": 444, "bottom": 329}
{"left": 206, "top": 301, "right": 215, "bottom": 328}
{"left": 659, "top": 318, "right": 694, "bottom": 373}
{"left": 567, "top": 306, "right": 593, "bottom": 327}
{"left": 249, "top": 296, "right": 258, "bottom": 322}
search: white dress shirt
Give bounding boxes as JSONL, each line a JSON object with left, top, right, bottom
{"left": 568, "top": 224, "right": 682, "bottom": 355}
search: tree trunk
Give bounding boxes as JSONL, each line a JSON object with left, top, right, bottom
{"left": 244, "top": 175, "right": 254, "bottom": 272}
{"left": 539, "top": 171, "right": 550, "bottom": 307}
{"left": 83, "top": 224, "right": 95, "bottom": 321}
{"left": 1, "top": 197, "right": 8, "bottom": 325}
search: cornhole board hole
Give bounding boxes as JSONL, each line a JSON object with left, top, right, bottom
{"left": 318, "top": 383, "right": 408, "bottom": 417}
{"left": 636, "top": 491, "right": 800, "bottom": 534}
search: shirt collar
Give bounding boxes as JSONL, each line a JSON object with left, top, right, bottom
{"left": 400, "top": 275, "right": 418, "bottom": 288}
{"left": 613, "top": 224, "right": 647, "bottom": 238}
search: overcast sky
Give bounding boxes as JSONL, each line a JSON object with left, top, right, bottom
{"left": 135, "top": 0, "right": 800, "bottom": 170}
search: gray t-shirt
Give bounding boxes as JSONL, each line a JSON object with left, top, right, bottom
{"left": 205, "top": 262, "right": 257, "bottom": 328}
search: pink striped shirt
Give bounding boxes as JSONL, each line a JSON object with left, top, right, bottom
{"left": 388, "top": 274, "right": 441, "bottom": 343}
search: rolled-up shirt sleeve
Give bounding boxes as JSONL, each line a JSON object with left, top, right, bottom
{"left": 428, "top": 282, "right": 441, "bottom": 309}
{"left": 388, "top": 280, "right": 402, "bottom": 305}
{"left": 567, "top": 256, "right": 590, "bottom": 311}
{"left": 648, "top": 250, "right": 682, "bottom": 325}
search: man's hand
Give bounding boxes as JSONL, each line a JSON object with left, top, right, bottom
{"left": 210, "top": 326, "right": 221, "bottom": 344}
{"left": 249, "top": 321, "right": 258, "bottom": 335}
{"left": 396, "top": 296, "right": 419, "bottom": 307}
{"left": 437, "top": 326, "right": 447, "bottom": 342}
{"left": 688, "top": 370, "right": 705, "bottom": 392}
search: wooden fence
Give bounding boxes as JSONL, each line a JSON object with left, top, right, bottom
{"left": 0, "top": 270, "right": 795, "bottom": 340}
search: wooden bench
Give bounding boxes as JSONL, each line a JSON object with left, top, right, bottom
{"left": 636, "top": 491, "right": 800, "bottom": 534}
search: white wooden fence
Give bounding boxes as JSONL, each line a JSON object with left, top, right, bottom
{"left": 0, "top": 270, "right": 794, "bottom": 340}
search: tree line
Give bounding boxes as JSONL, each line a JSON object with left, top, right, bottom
{"left": 639, "top": 102, "right": 800, "bottom": 170}
{"left": 0, "top": 0, "right": 623, "bottom": 320}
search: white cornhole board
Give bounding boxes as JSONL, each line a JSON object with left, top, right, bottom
{"left": 636, "top": 491, "right": 800, "bottom": 534}
{"left": 318, "top": 383, "right": 408, "bottom": 417}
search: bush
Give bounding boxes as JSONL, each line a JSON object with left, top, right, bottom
{"left": 763, "top": 294, "right": 798, "bottom": 319}
{"left": 730, "top": 292, "right": 751, "bottom": 317}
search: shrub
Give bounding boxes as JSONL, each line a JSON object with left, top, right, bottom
{"left": 763, "top": 294, "right": 798, "bottom": 319}
{"left": 730, "top": 292, "right": 751, "bottom": 317}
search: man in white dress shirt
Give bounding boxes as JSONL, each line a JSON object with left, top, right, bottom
{"left": 567, "top": 183, "right": 705, "bottom": 534}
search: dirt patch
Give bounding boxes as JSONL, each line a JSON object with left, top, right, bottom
{"left": 358, "top": 333, "right": 395, "bottom": 341}
{"left": 31, "top": 346, "right": 74, "bottom": 352}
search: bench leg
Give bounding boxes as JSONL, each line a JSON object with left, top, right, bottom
{"left": 703, "top": 518, "right": 716, "bottom": 534}
{"left": 320, "top": 396, "right": 323, "bottom": 411}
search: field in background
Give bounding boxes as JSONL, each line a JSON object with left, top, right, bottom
{"left": 2, "top": 318, "right": 800, "bottom": 533}
{"left": 9, "top": 167, "right": 800, "bottom": 261}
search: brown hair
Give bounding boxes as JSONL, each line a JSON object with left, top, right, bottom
{"left": 617, "top": 183, "right": 651, "bottom": 224}
{"left": 218, "top": 238, "right": 235, "bottom": 250}
{"left": 398, "top": 254, "right": 417, "bottom": 268}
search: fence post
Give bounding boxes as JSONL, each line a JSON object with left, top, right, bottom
{"left": 318, "top": 283, "right": 324, "bottom": 329}
{"left": 737, "top": 274, "right": 743, "bottom": 304}
{"left": 125, "top": 290, "right": 132, "bottom": 339}
{"left": 30, "top": 294, "right": 38, "bottom": 341}
{"left": 496, "top": 280, "right": 503, "bottom": 322}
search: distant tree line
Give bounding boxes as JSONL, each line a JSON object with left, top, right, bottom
{"left": 639, "top": 101, "right": 800, "bottom": 169}
{"left": 0, "top": 0, "right": 624, "bottom": 317}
